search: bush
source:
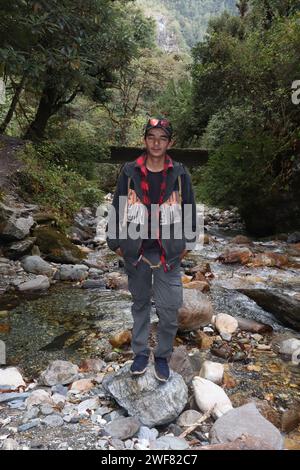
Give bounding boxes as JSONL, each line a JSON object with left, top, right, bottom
{"left": 34, "top": 131, "right": 109, "bottom": 180}
{"left": 197, "top": 131, "right": 280, "bottom": 209}
{"left": 14, "top": 143, "right": 104, "bottom": 229}
{"left": 200, "top": 105, "right": 265, "bottom": 151}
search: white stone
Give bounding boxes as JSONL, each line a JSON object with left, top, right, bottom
{"left": 199, "top": 361, "right": 224, "bottom": 385}
{"left": 192, "top": 376, "right": 233, "bottom": 419}
{"left": 279, "top": 338, "right": 300, "bottom": 356}
{"left": 0, "top": 367, "right": 26, "bottom": 388}
{"left": 77, "top": 397, "right": 100, "bottom": 415}
{"left": 213, "top": 313, "right": 238, "bottom": 335}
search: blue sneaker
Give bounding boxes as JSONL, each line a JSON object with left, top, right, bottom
{"left": 130, "top": 354, "right": 149, "bottom": 375}
{"left": 154, "top": 357, "right": 170, "bottom": 382}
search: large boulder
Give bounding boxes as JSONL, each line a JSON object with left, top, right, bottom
{"left": 0, "top": 203, "right": 34, "bottom": 241}
{"left": 178, "top": 290, "right": 213, "bottom": 332}
{"left": 55, "top": 264, "right": 89, "bottom": 281}
{"left": 32, "top": 226, "right": 86, "bottom": 264}
{"left": 3, "top": 237, "right": 36, "bottom": 260}
{"left": 210, "top": 403, "right": 284, "bottom": 450}
{"left": 21, "top": 255, "right": 54, "bottom": 276}
{"left": 39, "top": 360, "right": 79, "bottom": 386}
{"left": 102, "top": 363, "right": 188, "bottom": 427}
{"left": 239, "top": 288, "right": 300, "bottom": 331}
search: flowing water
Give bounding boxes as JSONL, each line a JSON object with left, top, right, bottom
{"left": 0, "top": 223, "right": 299, "bottom": 420}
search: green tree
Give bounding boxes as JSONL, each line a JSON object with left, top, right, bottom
{"left": 0, "top": 0, "right": 153, "bottom": 140}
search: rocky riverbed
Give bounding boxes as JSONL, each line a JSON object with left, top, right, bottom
{"left": 0, "top": 197, "right": 300, "bottom": 450}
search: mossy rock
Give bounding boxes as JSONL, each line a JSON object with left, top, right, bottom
{"left": 33, "top": 226, "right": 86, "bottom": 264}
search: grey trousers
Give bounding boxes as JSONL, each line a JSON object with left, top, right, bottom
{"left": 124, "top": 251, "right": 183, "bottom": 359}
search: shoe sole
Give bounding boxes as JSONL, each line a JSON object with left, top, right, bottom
{"left": 154, "top": 369, "right": 169, "bottom": 382}
{"left": 130, "top": 367, "right": 147, "bottom": 376}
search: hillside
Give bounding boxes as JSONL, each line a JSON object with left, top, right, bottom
{"left": 136, "top": 0, "right": 237, "bottom": 50}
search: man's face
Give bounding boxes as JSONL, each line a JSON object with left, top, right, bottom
{"left": 144, "top": 128, "right": 172, "bottom": 159}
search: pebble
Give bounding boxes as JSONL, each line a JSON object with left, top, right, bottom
{"left": 18, "top": 419, "right": 41, "bottom": 432}
{"left": 41, "top": 415, "right": 64, "bottom": 427}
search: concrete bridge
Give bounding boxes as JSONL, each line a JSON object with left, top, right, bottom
{"left": 108, "top": 146, "right": 209, "bottom": 168}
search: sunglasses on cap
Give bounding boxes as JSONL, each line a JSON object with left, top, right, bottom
{"left": 144, "top": 117, "right": 173, "bottom": 138}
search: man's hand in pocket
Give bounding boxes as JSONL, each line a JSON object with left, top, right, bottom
{"left": 115, "top": 248, "right": 123, "bottom": 257}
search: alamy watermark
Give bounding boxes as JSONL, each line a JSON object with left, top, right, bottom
{"left": 291, "top": 80, "right": 300, "bottom": 105}
{"left": 105, "top": 199, "right": 205, "bottom": 251}
{"left": 0, "top": 78, "right": 5, "bottom": 104}
{"left": 0, "top": 340, "right": 6, "bottom": 365}
{"left": 292, "top": 347, "right": 300, "bottom": 366}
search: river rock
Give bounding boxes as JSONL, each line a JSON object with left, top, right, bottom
{"left": 104, "top": 417, "right": 141, "bottom": 440}
{"left": 79, "top": 358, "right": 106, "bottom": 373}
{"left": 138, "top": 426, "right": 159, "bottom": 441}
{"left": 0, "top": 203, "right": 34, "bottom": 241}
{"left": 1, "top": 438, "right": 20, "bottom": 450}
{"left": 39, "top": 360, "right": 79, "bottom": 386}
{"left": 218, "top": 246, "right": 253, "bottom": 264}
{"left": 178, "top": 290, "right": 213, "bottom": 332}
{"left": 239, "top": 288, "right": 300, "bottom": 331}
{"left": 169, "top": 346, "right": 195, "bottom": 385}
{"left": 55, "top": 264, "right": 89, "bottom": 281}
{"left": 212, "top": 313, "right": 238, "bottom": 335}
{"left": 194, "top": 330, "right": 215, "bottom": 350}
{"left": 281, "top": 405, "right": 300, "bottom": 433}
{"left": 109, "top": 330, "right": 132, "bottom": 349}
{"left": 199, "top": 361, "right": 224, "bottom": 384}
{"left": 192, "top": 376, "right": 233, "bottom": 419}
{"left": 235, "top": 317, "right": 273, "bottom": 333}
{"left": 251, "top": 252, "right": 289, "bottom": 268}
{"left": 279, "top": 338, "right": 300, "bottom": 357}
{"left": 183, "top": 280, "right": 210, "bottom": 292}
{"left": 0, "top": 367, "right": 26, "bottom": 388}
{"left": 3, "top": 237, "right": 36, "bottom": 260}
{"left": 81, "top": 279, "right": 106, "bottom": 289}
{"left": 25, "top": 389, "right": 54, "bottom": 409}
{"left": 18, "top": 419, "right": 40, "bottom": 432}
{"left": 287, "top": 232, "right": 300, "bottom": 243}
{"left": 229, "top": 235, "right": 253, "bottom": 245}
{"left": 102, "top": 363, "right": 188, "bottom": 427}
{"left": 33, "top": 226, "right": 86, "bottom": 264}
{"left": 70, "top": 379, "right": 95, "bottom": 393}
{"left": 17, "top": 275, "right": 50, "bottom": 292}
{"left": 210, "top": 403, "right": 284, "bottom": 450}
{"left": 196, "top": 436, "right": 275, "bottom": 450}
{"left": 177, "top": 409, "right": 203, "bottom": 427}
{"left": 77, "top": 397, "right": 100, "bottom": 414}
{"left": 41, "top": 415, "right": 64, "bottom": 427}
{"left": 21, "top": 255, "right": 54, "bottom": 276}
{"left": 104, "top": 272, "right": 128, "bottom": 290}
{"left": 155, "top": 436, "right": 189, "bottom": 450}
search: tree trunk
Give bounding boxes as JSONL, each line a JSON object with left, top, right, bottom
{"left": 23, "top": 81, "right": 58, "bottom": 141}
{"left": 0, "top": 74, "right": 26, "bottom": 134}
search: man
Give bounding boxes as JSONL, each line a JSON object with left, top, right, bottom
{"left": 106, "top": 117, "right": 198, "bottom": 382}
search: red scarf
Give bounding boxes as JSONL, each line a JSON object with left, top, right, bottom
{"left": 135, "top": 153, "right": 173, "bottom": 272}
